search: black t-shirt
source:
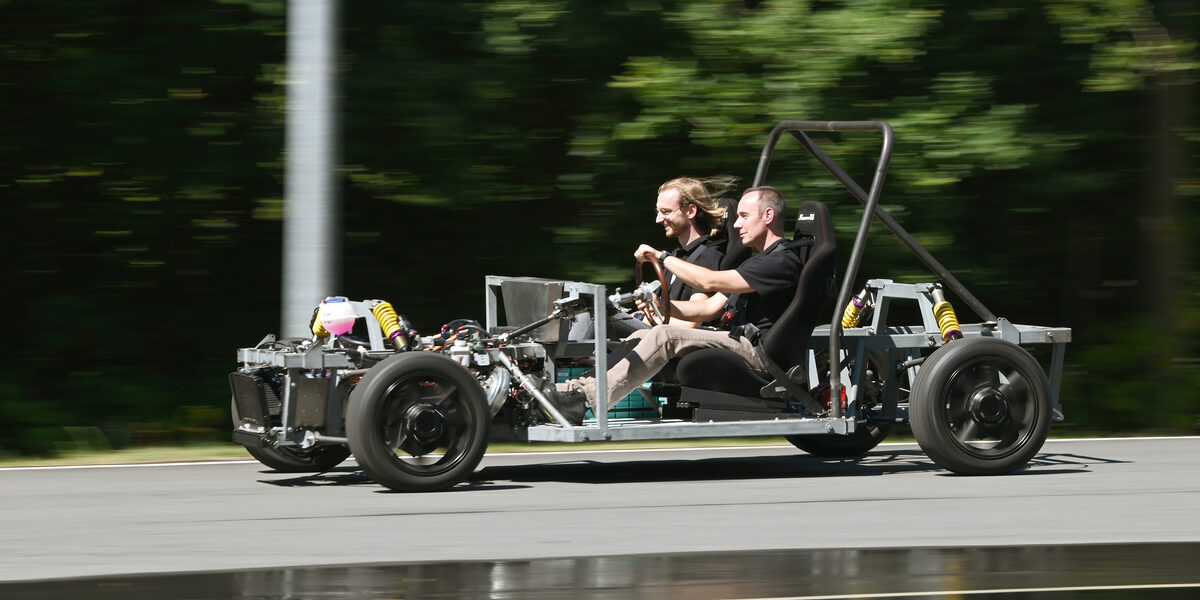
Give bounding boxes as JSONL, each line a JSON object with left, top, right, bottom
{"left": 728, "top": 240, "right": 805, "bottom": 334}
{"left": 668, "top": 235, "right": 724, "bottom": 300}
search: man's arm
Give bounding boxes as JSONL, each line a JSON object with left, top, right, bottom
{"left": 666, "top": 292, "right": 728, "bottom": 323}
{"left": 635, "top": 244, "right": 755, "bottom": 294}
{"left": 672, "top": 292, "right": 715, "bottom": 328}
{"left": 639, "top": 291, "right": 722, "bottom": 327}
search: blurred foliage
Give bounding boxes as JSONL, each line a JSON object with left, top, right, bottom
{"left": 1, "top": 0, "right": 1197, "bottom": 454}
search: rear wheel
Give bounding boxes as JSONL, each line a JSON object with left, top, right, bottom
{"left": 346, "top": 352, "right": 489, "bottom": 492}
{"left": 910, "top": 337, "right": 1050, "bottom": 475}
{"left": 230, "top": 396, "right": 351, "bottom": 473}
{"left": 230, "top": 337, "right": 352, "bottom": 473}
{"left": 788, "top": 422, "right": 893, "bottom": 457}
{"left": 787, "top": 350, "right": 893, "bottom": 457}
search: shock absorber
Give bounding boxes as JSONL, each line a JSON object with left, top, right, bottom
{"left": 930, "top": 284, "right": 963, "bottom": 342}
{"left": 368, "top": 300, "right": 412, "bottom": 350}
{"left": 311, "top": 311, "right": 330, "bottom": 337}
{"left": 842, "top": 287, "right": 869, "bottom": 329}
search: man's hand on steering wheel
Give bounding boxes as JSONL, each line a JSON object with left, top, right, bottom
{"left": 634, "top": 244, "right": 660, "bottom": 263}
{"left": 633, "top": 244, "right": 672, "bottom": 325}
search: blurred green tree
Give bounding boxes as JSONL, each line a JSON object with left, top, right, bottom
{"left": 1, "top": 0, "right": 1196, "bottom": 454}
{"left": 2, "top": 0, "right": 287, "bottom": 452}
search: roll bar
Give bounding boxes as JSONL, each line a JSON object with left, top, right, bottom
{"left": 751, "top": 121, "right": 997, "bottom": 416}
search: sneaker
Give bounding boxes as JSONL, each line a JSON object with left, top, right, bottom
{"left": 545, "top": 382, "right": 589, "bottom": 426}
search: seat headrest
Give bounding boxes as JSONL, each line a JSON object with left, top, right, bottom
{"left": 716, "top": 197, "right": 752, "bottom": 270}
{"left": 792, "top": 200, "right": 834, "bottom": 261}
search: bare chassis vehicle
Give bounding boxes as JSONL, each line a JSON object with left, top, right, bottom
{"left": 230, "top": 120, "right": 1070, "bottom": 492}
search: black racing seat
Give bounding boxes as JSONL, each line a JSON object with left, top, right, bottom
{"left": 708, "top": 197, "right": 752, "bottom": 271}
{"left": 674, "top": 200, "right": 837, "bottom": 410}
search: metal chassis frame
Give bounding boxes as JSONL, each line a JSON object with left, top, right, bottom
{"left": 234, "top": 120, "right": 1072, "bottom": 448}
{"left": 808, "top": 279, "right": 1070, "bottom": 425}
{"left": 491, "top": 276, "right": 1069, "bottom": 444}
{"left": 484, "top": 277, "right": 856, "bottom": 442}
{"left": 235, "top": 301, "right": 387, "bottom": 449}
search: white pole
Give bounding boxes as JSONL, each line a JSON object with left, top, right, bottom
{"left": 282, "top": 0, "right": 339, "bottom": 336}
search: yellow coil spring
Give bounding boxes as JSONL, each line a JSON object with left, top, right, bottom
{"left": 311, "top": 316, "right": 329, "bottom": 337}
{"left": 371, "top": 301, "right": 402, "bottom": 339}
{"left": 932, "top": 300, "right": 963, "bottom": 342}
{"left": 842, "top": 288, "right": 868, "bottom": 329}
{"left": 842, "top": 299, "right": 864, "bottom": 329}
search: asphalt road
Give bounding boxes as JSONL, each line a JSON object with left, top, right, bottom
{"left": 1, "top": 437, "right": 1197, "bottom": 583}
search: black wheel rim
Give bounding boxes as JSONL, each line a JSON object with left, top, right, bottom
{"left": 938, "top": 356, "right": 1039, "bottom": 460}
{"left": 376, "top": 370, "right": 481, "bottom": 477}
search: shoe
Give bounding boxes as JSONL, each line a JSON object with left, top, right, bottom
{"left": 544, "top": 381, "right": 589, "bottom": 426}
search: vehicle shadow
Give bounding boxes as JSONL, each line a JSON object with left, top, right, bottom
{"left": 471, "top": 448, "right": 1109, "bottom": 486}
{"left": 470, "top": 453, "right": 919, "bottom": 486}
{"left": 256, "top": 466, "right": 535, "bottom": 492}
{"left": 256, "top": 466, "right": 372, "bottom": 487}
{"left": 1031, "top": 451, "right": 1131, "bottom": 467}
{"left": 254, "top": 448, "right": 1123, "bottom": 489}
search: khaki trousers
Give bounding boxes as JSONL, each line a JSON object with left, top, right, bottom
{"left": 580, "top": 325, "right": 767, "bottom": 411}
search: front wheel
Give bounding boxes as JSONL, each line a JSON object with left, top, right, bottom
{"left": 346, "top": 352, "right": 489, "bottom": 492}
{"left": 787, "top": 422, "right": 893, "bottom": 457}
{"left": 909, "top": 337, "right": 1051, "bottom": 475}
{"left": 230, "top": 396, "right": 352, "bottom": 473}
{"left": 787, "top": 349, "right": 894, "bottom": 457}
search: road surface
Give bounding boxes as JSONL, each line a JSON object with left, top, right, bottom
{"left": 1, "top": 437, "right": 1197, "bottom": 583}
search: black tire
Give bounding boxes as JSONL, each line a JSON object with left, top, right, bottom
{"left": 786, "top": 350, "right": 894, "bottom": 457}
{"left": 230, "top": 396, "right": 352, "bottom": 473}
{"left": 909, "top": 337, "right": 1051, "bottom": 475}
{"left": 787, "top": 422, "right": 893, "bottom": 457}
{"left": 346, "top": 352, "right": 489, "bottom": 492}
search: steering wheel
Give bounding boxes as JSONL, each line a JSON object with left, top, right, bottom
{"left": 635, "top": 254, "right": 672, "bottom": 325}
